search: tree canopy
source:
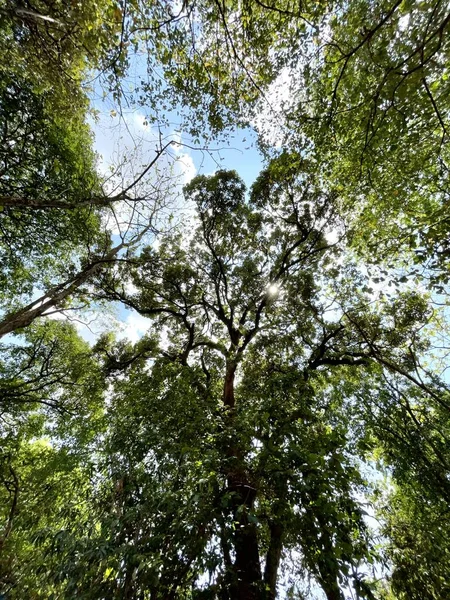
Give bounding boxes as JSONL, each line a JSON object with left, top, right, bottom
{"left": 1, "top": 1, "right": 450, "bottom": 599}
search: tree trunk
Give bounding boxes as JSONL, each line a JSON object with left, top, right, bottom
{"left": 222, "top": 357, "right": 263, "bottom": 599}
{"left": 316, "top": 531, "right": 344, "bottom": 600}
{"left": 0, "top": 225, "right": 152, "bottom": 338}
{"left": 264, "top": 522, "right": 284, "bottom": 600}
{"left": 229, "top": 474, "right": 262, "bottom": 600}
{"left": 223, "top": 359, "right": 237, "bottom": 409}
{"left": 0, "top": 261, "right": 103, "bottom": 338}
{"left": 319, "top": 580, "right": 344, "bottom": 600}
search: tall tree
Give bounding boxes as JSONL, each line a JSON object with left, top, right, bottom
{"left": 81, "top": 167, "right": 442, "bottom": 599}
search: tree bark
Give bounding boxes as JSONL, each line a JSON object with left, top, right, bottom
{"left": 223, "top": 359, "right": 237, "bottom": 409}
{"left": 319, "top": 580, "right": 344, "bottom": 600}
{"left": 264, "top": 522, "right": 284, "bottom": 600}
{"left": 222, "top": 357, "right": 263, "bottom": 599}
{"left": 316, "top": 528, "right": 344, "bottom": 600}
{"left": 0, "top": 464, "right": 19, "bottom": 553}
{"left": 228, "top": 472, "right": 262, "bottom": 600}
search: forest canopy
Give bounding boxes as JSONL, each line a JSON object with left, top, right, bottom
{"left": 1, "top": 1, "right": 450, "bottom": 599}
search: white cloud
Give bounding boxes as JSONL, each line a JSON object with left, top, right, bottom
{"left": 124, "top": 279, "right": 139, "bottom": 296}
{"left": 169, "top": 129, "right": 197, "bottom": 183}
{"left": 174, "top": 151, "right": 197, "bottom": 184}
{"left": 130, "top": 111, "right": 152, "bottom": 133}
{"left": 45, "top": 304, "right": 153, "bottom": 346}
{"left": 117, "top": 310, "right": 152, "bottom": 344}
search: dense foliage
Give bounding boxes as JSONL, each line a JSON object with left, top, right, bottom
{"left": 1, "top": 1, "right": 450, "bottom": 599}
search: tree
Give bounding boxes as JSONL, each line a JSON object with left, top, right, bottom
{"left": 0, "top": 320, "right": 105, "bottom": 598}
{"left": 0, "top": 0, "right": 127, "bottom": 104}
{"left": 0, "top": 73, "right": 104, "bottom": 300}
{"left": 286, "top": 0, "right": 450, "bottom": 279}
{"left": 1, "top": 166, "right": 447, "bottom": 598}
{"left": 67, "top": 166, "right": 439, "bottom": 600}
{"left": 375, "top": 483, "right": 450, "bottom": 600}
